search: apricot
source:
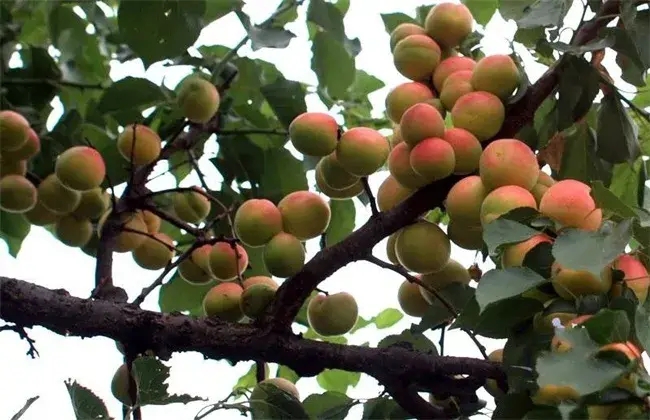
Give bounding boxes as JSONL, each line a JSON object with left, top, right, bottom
{"left": 37, "top": 175, "right": 80, "bottom": 215}
{"left": 0, "top": 174, "right": 36, "bottom": 213}
{"left": 234, "top": 198, "right": 283, "bottom": 247}
{"left": 0, "top": 110, "right": 30, "bottom": 151}
{"left": 531, "top": 384, "right": 579, "bottom": 406}
{"left": 242, "top": 275, "right": 278, "bottom": 290}
{"left": 251, "top": 377, "right": 300, "bottom": 401}
{"left": 432, "top": 56, "right": 477, "bottom": 92}
{"left": 444, "top": 175, "right": 488, "bottom": 225}
{"left": 139, "top": 209, "right": 161, "bottom": 233}
{"left": 133, "top": 232, "right": 175, "bottom": 270}
{"left": 315, "top": 163, "right": 363, "bottom": 200}
{"left": 308, "top": 292, "right": 359, "bottom": 336}
{"left": 399, "top": 103, "right": 445, "bottom": 147}
{"left": 389, "top": 23, "right": 426, "bottom": 51}
{"left": 55, "top": 216, "right": 93, "bottom": 248}
{"left": 393, "top": 34, "right": 442, "bottom": 82}
{"left": 240, "top": 283, "right": 277, "bottom": 319}
{"left": 172, "top": 187, "right": 211, "bottom": 224}
{"left": 484, "top": 349, "right": 506, "bottom": 398}
{"left": 539, "top": 179, "right": 602, "bottom": 231}
{"left": 429, "top": 98, "right": 447, "bottom": 118}
{"left": 386, "top": 232, "right": 400, "bottom": 265}
{"left": 531, "top": 173, "right": 556, "bottom": 205}
{"left": 611, "top": 254, "right": 650, "bottom": 304}
{"left": 387, "top": 142, "right": 429, "bottom": 189}
{"left": 178, "top": 244, "right": 214, "bottom": 284}
{"left": 424, "top": 3, "right": 473, "bottom": 49}
{"left": 113, "top": 212, "right": 148, "bottom": 253}
{"left": 117, "top": 124, "right": 161, "bottom": 166}
{"left": 111, "top": 363, "right": 138, "bottom": 406}
{"left": 209, "top": 242, "right": 248, "bottom": 281}
{"left": 479, "top": 139, "right": 539, "bottom": 191}
{"left": 480, "top": 185, "right": 537, "bottom": 225}
{"left": 336, "top": 127, "right": 389, "bottom": 176}
{"left": 551, "top": 315, "right": 593, "bottom": 352}
{"left": 176, "top": 75, "right": 220, "bottom": 124}
{"left": 318, "top": 152, "right": 359, "bottom": 190}
{"left": 501, "top": 234, "right": 553, "bottom": 268}
{"left": 263, "top": 232, "right": 305, "bottom": 278}
{"left": 377, "top": 174, "right": 415, "bottom": 211}
{"left": 72, "top": 188, "right": 109, "bottom": 219}
{"left": 596, "top": 342, "right": 644, "bottom": 392}
{"left": 420, "top": 259, "right": 471, "bottom": 303}
{"left": 409, "top": 137, "right": 455, "bottom": 181}
{"left": 385, "top": 82, "right": 436, "bottom": 124}
{"left": 289, "top": 112, "right": 338, "bottom": 157}
{"left": 0, "top": 158, "right": 27, "bottom": 177}
{"left": 471, "top": 54, "right": 520, "bottom": 101}
{"left": 24, "top": 201, "right": 60, "bottom": 226}
{"left": 55, "top": 146, "right": 106, "bottom": 191}
{"left": 395, "top": 220, "right": 451, "bottom": 274}
{"left": 447, "top": 220, "right": 483, "bottom": 250}
{"left": 1, "top": 127, "right": 40, "bottom": 161}
{"left": 440, "top": 70, "right": 474, "bottom": 110}
{"left": 398, "top": 280, "right": 430, "bottom": 317}
{"left": 551, "top": 263, "right": 613, "bottom": 300}
{"left": 202, "top": 282, "right": 244, "bottom": 322}
{"left": 444, "top": 128, "right": 481, "bottom": 175}
{"left": 277, "top": 190, "right": 330, "bottom": 240}
{"left": 451, "top": 92, "right": 505, "bottom": 141}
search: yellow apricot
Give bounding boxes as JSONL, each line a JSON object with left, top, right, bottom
{"left": 117, "top": 124, "right": 161, "bottom": 166}
{"left": 451, "top": 92, "right": 505, "bottom": 141}
{"left": 433, "top": 56, "right": 477, "bottom": 92}
{"left": 278, "top": 191, "right": 330, "bottom": 240}
{"left": 377, "top": 174, "right": 415, "bottom": 212}
{"left": 444, "top": 128, "right": 481, "bottom": 175}
{"left": 0, "top": 174, "right": 37, "bottom": 213}
{"left": 203, "top": 282, "right": 244, "bottom": 321}
{"left": 308, "top": 292, "right": 359, "bottom": 336}
{"left": 539, "top": 179, "right": 602, "bottom": 231}
{"left": 398, "top": 280, "right": 430, "bottom": 317}
{"left": 289, "top": 112, "right": 338, "bottom": 157}
{"left": 385, "top": 82, "right": 436, "bottom": 124}
{"left": 471, "top": 54, "right": 520, "bottom": 101}
{"left": 55, "top": 216, "right": 93, "bottom": 248}
{"left": 480, "top": 185, "right": 537, "bottom": 226}
{"left": 389, "top": 23, "right": 426, "bottom": 51}
{"left": 395, "top": 221, "right": 451, "bottom": 274}
{"left": 133, "top": 232, "right": 175, "bottom": 270}
{"left": 176, "top": 75, "right": 220, "bottom": 124}
{"left": 444, "top": 175, "right": 488, "bottom": 225}
{"left": 399, "top": 103, "right": 445, "bottom": 147}
{"left": 424, "top": 3, "right": 473, "bottom": 49}
{"left": 0, "top": 110, "right": 30, "bottom": 151}
{"left": 1, "top": 127, "right": 40, "bottom": 160}
{"left": 440, "top": 70, "right": 474, "bottom": 110}
{"left": 336, "top": 127, "right": 389, "bottom": 176}
{"left": 393, "top": 34, "right": 442, "bottom": 82}
{"left": 234, "top": 198, "right": 283, "bottom": 247}
{"left": 409, "top": 137, "right": 455, "bottom": 182}
{"left": 479, "top": 139, "right": 539, "bottom": 191}
{"left": 263, "top": 232, "right": 305, "bottom": 278}
{"left": 208, "top": 242, "right": 248, "bottom": 281}
{"left": 388, "top": 141, "right": 429, "bottom": 189}
{"left": 172, "top": 187, "right": 211, "bottom": 224}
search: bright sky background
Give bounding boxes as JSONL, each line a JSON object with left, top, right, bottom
{"left": 0, "top": 1, "right": 639, "bottom": 419}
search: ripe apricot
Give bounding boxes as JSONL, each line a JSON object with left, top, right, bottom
{"left": 0, "top": 110, "right": 30, "bottom": 151}
{"left": 55, "top": 146, "right": 106, "bottom": 191}
{"left": 263, "top": 232, "right": 305, "bottom": 278}
{"left": 551, "top": 263, "right": 613, "bottom": 300}
{"left": 1, "top": 127, "right": 40, "bottom": 161}
{"left": 409, "top": 137, "right": 455, "bottom": 181}
{"left": 0, "top": 174, "right": 36, "bottom": 213}
{"left": 178, "top": 244, "right": 214, "bottom": 284}
{"left": 532, "top": 384, "right": 579, "bottom": 405}
{"left": 117, "top": 124, "right": 161, "bottom": 166}
{"left": 387, "top": 142, "right": 429, "bottom": 189}
{"left": 209, "top": 242, "right": 248, "bottom": 281}
{"left": 176, "top": 75, "right": 220, "bottom": 124}
{"left": 480, "top": 185, "right": 537, "bottom": 225}
{"left": 433, "top": 56, "right": 477, "bottom": 92}
{"left": 444, "top": 175, "right": 488, "bottom": 225}
{"left": 424, "top": 3, "right": 473, "bottom": 49}
{"left": 385, "top": 82, "right": 436, "bottom": 124}
{"left": 479, "top": 139, "right": 539, "bottom": 191}
{"left": 252, "top": 377, "right": 300, "bottom": 401}
{"left": 0, "top": 158, "right": 27, "bottom": 177}
{"left": 172, "top": 187, "right": 211, "bottom": 224}
{"left": 389, "top": 23, "right": 426, "bottom": 51}
{"left": 111, "top": 363, "right": 138, "bottom": 406}
{"left": 336, "top": 127, "right": 389, "bottom": 176}
{"left": 37, "top": 174, "right": 81, "bottom": 214}
{"left": 420, "top": 259, "right": 471, "bottom": 303}
{"left": 393, "top": 34, "right": 442, "bottom": 82}
{"left": 501, "top": 234, "right": 553, "bottom": 268}
{"left": 539, "top": 179, "right": 602, "bottom": 231}
{"left": 72, "top": 188, "right": 109, "bottom": 219}
{"left": 395, "top": 220, "right": 451, "bottom": 274}
{"left": 234, "top": 198, "right": 283, "bottom": 247}
{"left": 243, "top": 275, "right": 278, "bottom": 290}
{"left": 451, "top": 92, "right": 505, "bottom": 141}
{"left": 24, "top": 201, "right": 60, "bottom": 226}
{"left": 308, "top": 292, "right": 359, "bottom": 336}
{"left": 440, "top": 70, "right": 474, "bottom": 110}
{"left": 55, "top": 216, "right": 93, "bottom": 248}
{"left": 611, "top": 254, "right": 650, "bottom": 304}
{"left": 317, "top": 152, "right": 359, "bottom": 190}
{"left": 386, "top": 232, "right": 400, "bottom": 264}
{"left": 315, "top": 163, "right": 363, "bottom": 200}
{"left": 377, "top": 174, "right": 415, "bottom": 213}
{"left": 133, "top": 232, "right": 175, "bottom": 270}
{"left": 443, "top": 128, "right": 481, "bottom": 175}
{"left": 447, "top": 220, "right": 484, "bottom": 250}
{"left": 484, "top": 349, "right": 506, "bottom": 398}
{"left": 289, "top": 112, "right": 338, "bottom": 157}
{"left": 471, "top": 55, "right": 520, "bottom": 101}
{"left": 531, "top": 172, "right": 556, "bottom": 205}
{"left": 398, "top": 280, "right": 430, "bottom": 317}
{"left": 399, "top": 103, "right": 445, "bottom": 147}
{"left": 202, "top": 282, "right": 244, "bottom": 322}
{"left": 139, "top": 209, "right": 161, "bottom": 233}
{"left": 277, "top": 190, "right": 330, "bottom": 240}
{"left": 113, "top": 212, "right": 148, "bottom": 253}
{"left": 240, "top": 283, "right": 277, "bottom": 319}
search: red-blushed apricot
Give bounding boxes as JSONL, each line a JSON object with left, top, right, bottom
{"left": 0, "top": 158, "right": 27, "bottom": 177}
{"left": 398, "top": 280, "right": 430, "bottom": 317}
{"left": 386, "top": 232, "right": 400, "bottom": 264}
{"left": 484, "top": 349, "right": 506, "bottom": 398}
{"left": 387, "top": 142, "right": 429, "bottom": 189}
{"left": 551, "top": 263, "right": 613, "bottom": 300}
{"left": 308, "top": 292, "right": 359, "bottom": 336}
{"left": 440, "top": 70, "right": 474, "bottom": 110}
{"left": 242, "top": 275, "right": 278, "bottom": 290}
{"left": 595, "top": 342, "right": 645, "bottom": 392}
{"left": 1, "top": 127, "right": 40, "bottom": 161}
{"left": 409, "top": 137, "right": 455, "bottom": 181}
{"left": 55, "top": 215, "right": 93, "bottom": 248}
{"left": 317, "top": 153, "right": 359, "bottom": 190}
{"left": 444, "top": 128, "right": 481, "bottom": 175}
{"left": 480, "top": 185, "right": 537, "bottom": 226}
{"left": 240, "top": 283, "right": 277, "bottom": 318}
{"left": 377, "top": 174, "right": 415, "bottom": 212}
{"left": 202, "top": 282, "right": 244, "bottom": 322}
{"left": 278, "top": 190, "right": 330, "bottom": 240}
{"left": 419, "top": 259, "right": 471, "bottom": 303}
{"left": 393, "top": 34, "right": 442, "bottom": 82}
{"left": 315, "top": 162, "right": 363, "bottom": 200}
{"left": 111, "top": 363, "right": 138, "bottom": 406}
{"left": 399, "top": 103, "right": 446, "bottom": 147}
{"left": 539, "top": 179, "right": 602, "bottom": 231}
{"left": 531, "top": 384, "right": 580, "bottom": 406}
{"left": 72, "top": 188, "right": 109, "bottom": 220}
{"left": 178, "top": 244, "right": 214, "bottom": 284}
{"left": 139, "top": 209, "right": 161, "bottom": 233}
{"left": 501, "top": 234, "right": 553, "bottom": 268}
{"left": 479, "top": 139, "right": 539, "bottom": 191}
{"left": 0, "top": 110, "right": 30, "bottom": 151}
{"left": 263, "top": 232, "right": 305, "bottom": 278}
{"left": 389, "top": 23, "right": 426, "bottom": 51}
{"left": 132, "top": 232, "right": 175, "bottom": 270}
{"left": 234, "top": 198, "right": 283, "bottom": 247}
{"left": 55, "top": 146, "right": 106, "bottom": 191}
{"left": 447, "top": 220, "right": 483, "bottom": 250}
{"left": 208, "top": 242, "right": 248, "bottom": 281}
{"left": 395, "top": 220, "right": 451, "bottom": 274}
{"left": 112, "top": 212, "right": 148, "bottom": 253}
{"left": 444, "top": 175, "right": 488, "bottom": 225}
{"left": 385, "top": 82, "right": 436, "bottom": 124}
{"left": 471, "top": 54, "right": 520, "bottom": 100}
{"left": 432, "top": 56, "right": 477, "bottom": 92}
{"left": 336, "top": 127, "right": 389, "bottom": 176}
{"left": 611, "top": 254, "right": 650, "bottom": 304}
{"left": 176, "top": 75, "right": 220, "bottom": 124}
{"left": 0, "top": 174, "right": 37, "bottom": 213}
{"left": 424, "top": 3, "right": 473, "bottom": 49}
{"left": 451, "top": 92, "right": 505, "bottom": 141}
{"left": 172, "top": 187, "right": 211, "bottom": 224}
{"left": 117, "top": 124, "right": 161, "bottom": 166}
{"left": 24, "top": 201, "right": 60, "bottom": 226}
{"left": 289, "top": 112, "right": 338, "bottom": 157}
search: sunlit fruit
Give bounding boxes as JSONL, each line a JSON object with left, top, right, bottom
{"left": 539, "top": 179, "right": 602, "bottom": 231}
{"left": 393, "top": 34, "right": 442, "bottom": 82}
{"left": 278, "top": 191, "right": 330, "bottom": 240}
{"left": 501, "top": 234, "right": 553, "bottom": 268}
{"left": 395, "top": 220, "right": 451, "bottom": 274}
{"left": 336, "top": 127, "right": 389, "bottom": 176}
{"left": 480, "top": 185, "right": 537, "bottom": 226}
{"left": 172, "top": 187, "right": 211, "bottom": 224}
{"left": 385, "top": 82, "right": 436, "bottom": 124}
{"left": 234, "top": 199, "right": 283, "bottom": 247}
{"left": 398, "top": 280, "right": 430, "bottom": 317}
{"left": 424, "top": 3, "right": 473, "bottom": 48}
{"left": 389, "top": 23, "right": 426, "bottom": 51}
{"left": 117, "top": 124, "right": 161, "bottom": 166}
{"left": 444, "top": 128, "right": 481, "bottom": 175}
{"left": 377, "top": 174, "right": 415, "bottom": 212}
{"left": 451, "top": 91, "right": 505, "bottom": 141}
{"left": 208, "top": 242, "right": 248, "bottom": 281}
{"left": 471, "top": 54, "right": 520, "bottom": 100}
{"left": 444, "top": 175, "right": 488, "bottom": 225}
{"left": 307, "top": 292, "right": 359, "bottom": 336}
{"left": 0, "top": 174, "right": 37, "bottom": 213}
{"left": 409, "top": 137, "right": 455, "bottom": 181}
{"left": 479, "top": 139, "right": 539, "bottom": 191}
{"left": 611, "top": 254, "right": 650, "bottom": 304}
{"left": 133, "top": 232, "right": 175, "bottom": 270}
{"left": 289, "top": 112, "right": 339, "bottom": 157}
{"left": 202, "top": 282, "right": 244, "bottom": 322}
{"left": 440, "top": 70, "right": 474, "bottom": 110}
{"left": 0, "top": 110, "right": 30, "bottom": 152}
{"left": 551, "top": 263, "right": 613, "bottom": 300}
{"left": 1, "top": 127, "right": 39, "bottom": 160}
{"left": 176, "top": 75, "right": 220, "bottom": 124}
{"left": 388, "top": 142, "right": 429, "bottom": 189}
{"left": 55, "top": 146, "right": 106, "bottom": 191}
{"left": 178, "top": 244, "right": 214, "bottom": 284}
{"left": 433, "top": 56, "right": 477, "bottom": 92}
{"left": 240, "top": 283, "right": 277, "bottom": 319}
{"left": 263, "top": 232, "right": 305, "bottom": 278}
{"left": 399, "top": 103, "right": 445, "bottom": 147}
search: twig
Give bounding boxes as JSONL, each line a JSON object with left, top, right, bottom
{"left": 139, "top": 204, "right": 202, "bottom": 237}
{"left": 1, "top": 77, "right": 107, "bottom": 89}
{"left": 121, "top": 227, "right": 181, "bottom": 253}
{"left": 141, "top": 187, "right": 227, "bottom": 211}
{"left": 439, "top": 326, "right": 446, "bottom": 357}
{"left": 10, "top": 396, "right": 39, "bottom": 420}
{"left": 0, "top": 324, "right": 39, "bottom": 358}
{"left": 255, "top": 361, "right": 265, "bottom": 383}
{"left": 361, "top": 177, "right": 379, "bottom": 216}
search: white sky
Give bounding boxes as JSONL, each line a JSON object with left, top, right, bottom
{"left": 0, "top": 1, "right": 639, "bottom": 419}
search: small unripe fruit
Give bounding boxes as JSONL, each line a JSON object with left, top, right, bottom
{"left": 0, "top": 158, "right": 27, "bottom": 177}
{"left": 393, "top": 34, "right": 442, "bottom": 82}
{"left": 501, "top": 234, "right": 553, "bottom": 268}
{"left": 251, "top": 378, "right": 300, "bottom": 402}
{"left": 445, "top": 175, "right": 488, "bottom": 225}
{"left": 409, "top": 137, "right": 455, "bottom": 181}
{"left": 202, "top": 282, "right": 244, "bottom": 322}
{"left": 444, "top": 128, "right": 481, "bottom": 175}
{"left": 440, "top": 70, "right": 474, "bottom": 110}
{"left": 419, "top": 260, "right": 471, "bottom": 304}
{"left": 55, "top": 146, "right": 106, "bottom": 191}
{"left": 484, "top": 349, "right": 506, "bottom": 398}
{"left": 176, "top": 76, "right": 220, "bottom": 123}
{"left": 54, "top": 216, "right": 93, "bottom": 248}
{"left": 480, "top": 139, "right": 539, "bottom": 191}
{"left": 234, "top": 199, "right": 283, "bottom": 247}
{"left": 386, "top": 232, "right": 400, "bottom": 265}
{"left": 398, "top": 280, "right": 430, "bottom": 317}
{"left": 395, "top": 221, "right": 451, "bottom": 274}
{"left": 433, "top": 56, "right": 477, "bottom": 92}
{"left": 336, "top": 127, "right": 389, "bottom": 176}
{"left": 263, "top": 232, "right": 305, "bottom": 278}
{"left": 388, "top": 142, "right": 429, "bottom": 189}
{"left": 480, "top": 185, "right": 537, "bottom": 226}
{"left": 400, "top": 103, "right": 445, "bottom": 147}
{"left": 178, "top": 244, "right": 214, "bottom": 284}
{"left": 1, "top": 127, "right": 40, "bottom": 160}
{"left": 447, "top": 221, "right": 483, "bottom": 250}
{"left": 0, "top": 110, "right": 30, "bottom": 151}
{"left": 289, "top": 112, "right": 338, "bottom": 157}
{"left": 531, "top": 172, "right": 556, "bottom": 205}
{"left": 278, "top": 191, "right": 330, "bottom": 240}
{"left": 240, "top": 283, "right": 277, "bottom": 319}
{"left": 471, "top": 55, "right": 520, "bottom": 100}
{"left": 117, "top": 124, "right": 161, "bottom": 166}
{"left": 377, "top": 174, "right": 415, "bottom": 212}
{"left": 611, "top": 254, "right": 650, "bottom": 304}
{"left": 317, "top": 153, "right": 359, "bottom": 190}
{"left": 315, "top": 163, "right": 363, "bottom": 199}
{"left": 172, "top": 187, "right": 211, "bottom": 224}
{"left": 72, "top": 188, "right": 109, "bottom": 219}
{"left": 111, "top": 364, "right": 138, "bottom": 406}
{"left": 539, "top": 179, "right": 602, "bottom": 231}
{"left": 425, "top": 3, "right": 473, "bottom": 48}
{"left": 551, "top": 263, "right": 613, "bottom": 300}
{"left": 385, "top": 82, "right": 436, "bottom": 124}
{"left": 209, "top": 242, "right": 248, "bottom": 281}
{"left": 139, "top": 210, "right": 161, "bottom": 233}
{"left": 0, "top": 174, "right": 36, "bottom": 213}
{"left": 243, "top": 275, "right": 278, "bottom": 290}
{"left": 24, "top": 201, "right": 60, "bottom": 226}
{"left": 308, "top": 292, "right": 359, "bottom": 336}
{"left": 451, "top": 92, "right": 505, "bottom": 141}
{"left": 133, "top": 232, "right": 175, "bottom": 270}
{"left": 114, "top": 212, "right": 148, "bottom": 253}
{"left": 389, "top": 23, "right": 426, "bottom": 51}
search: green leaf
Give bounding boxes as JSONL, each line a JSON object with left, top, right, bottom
{"left": 373, "top": 308, "right": 404, "bottom": 329}
{"left": 635, "top": 305, "right": 650, "bottom": 354}
{"left": 550, "top": 35, "right": 615, "bottom": 55}
{"left": 325, "top": 199, "right": 355, "bottom": 247}
{"left": 361, "top": 397, "right": 410, "bottom": 420}
{"left": 250, "top": 382, "right": 309, "bottom": 419}
{"left": 258, "top": 148, "right": 309, "bottom": 203}
{"left": 11, "top": 396, "right": 39, "bottom": 420}
{"left": 158, "top": 272, "right": 217, "bottom": 315}
{"left": 499, "top": 0, "right": 537, "bottom": 21}
{"left": 167, "top": 151, "right": 192, "bottom": 186}
{"left": 133, "top": 356, "right": 203, "bottom": 406}
{"left": 311, "top": 31, "right": 355, "bottom": 99}
{"left": 260, "top": 76, "right": 307, "bottom": 129}
{"left": 97, "top": 77, "right": 166, "bottom": 125}
{"left": 0, "top": 212, "right": 31, "bottom": 258}
{"left": 303, "top": 392, "right": 354, "bottom": 420}
{"left": 316, "top": 369, "right": 360, "bottom": 394}
{"left": 64, "top": 380, "right": 110, "bottom": 420}
{"left": 596, "top": 93, "right": 641, "bottom": 164}
{"left": 632, "top": 74, "right": 650, "bottom": 108}
{"left": 276, "top": 365, "right": 300, "bottom": 384}
{"left": 236, "top": 10, "right": 296, "bottom": 50}
{"left": 307, "top": 0, "right": 345, "bottom": 40}
{"left": 555, "top": 56, "right": 601, "bottom": 130}
{"left": 491, "top": 393, "right": 534, "bottom": 420}
{"left": 411, "top": 283, "right": 475, "bottom": 333}
{"left": 516, "top": 0, "right": 571, "bottom": 29}
{"left": 4, "top": 47, "right": 61, "bottom": 110}
{"left": 559, "top": 122, "right": 612, "bottom": 185}
{"left": 581, "top": 309, "right": 631, "bottom": 345}
{"left": 348, "top": 70, "right": 385, "bottom": 100}
{"left": 591, "top": 181, "right": 639, "bottom": 222}
{"left": 461, "top": 0, "right": 497, "bottom": 25}
{"left": 203, "top": 0, "right": 242, "bottom": 24}
{"left": 380, "top": 13, "right": 417, "bottom": 34}
{"left": 233, "top": 364, "right": 258, "bottom": 392}
{"left": 475, "top": 268, "right": 548, "bottom": 311}
{"left": 483, "top": 218, "right": 540, "bottom": 255}
{"left": 378, "top": 329, "right": 438, "bottom": 354}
